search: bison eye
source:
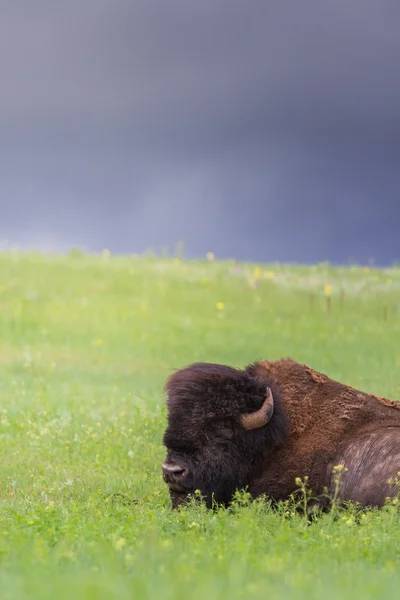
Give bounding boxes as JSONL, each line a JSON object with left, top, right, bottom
{"left": 163, "top": 434, "right": 192, "bottom": 454}
{"left": 167, "top": 443, "right": 193, "bottom": 455}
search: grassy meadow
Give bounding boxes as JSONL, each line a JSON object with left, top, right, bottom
{"left": 0, "top": 250, "right": 400, "bottom": 599}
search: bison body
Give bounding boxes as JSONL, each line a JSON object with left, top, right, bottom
{"left": 162, "top": 359, "right": 400, "bottom": 509}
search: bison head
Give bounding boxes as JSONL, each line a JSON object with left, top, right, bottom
{"left": 162, "top": 362, "right": 287, "bottom": 509}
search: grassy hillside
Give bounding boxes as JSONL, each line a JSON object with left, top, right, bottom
{"left": 0, "top": 251, "right": 399, "bottom": 599}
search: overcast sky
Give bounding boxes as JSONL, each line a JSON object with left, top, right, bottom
{"left": 1, "top": 0, "right": 399, "bottom": 264}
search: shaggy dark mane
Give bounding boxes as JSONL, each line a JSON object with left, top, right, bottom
{"left": 164, "top": 361, "right": 289, "bottom": 452}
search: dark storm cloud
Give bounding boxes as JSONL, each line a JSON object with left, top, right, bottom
{"left": 1, "top": 0, "right": 399, "bottom": 263}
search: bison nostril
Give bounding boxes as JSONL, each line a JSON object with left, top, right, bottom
{"left": 162, "top": 461, "right": 188, "bottom": 481}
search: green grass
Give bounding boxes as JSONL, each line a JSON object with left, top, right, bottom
{"left": 0, "top": 250, "right": 400, "bottom": 599}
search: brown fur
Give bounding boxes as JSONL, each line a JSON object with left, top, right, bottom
{"left": 162, "top": 358, "right": 400, "bottom": 509}
{"left": 246, "top": 359, "right": 400, "bottom": 505}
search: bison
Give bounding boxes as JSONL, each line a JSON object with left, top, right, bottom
{"left": 161, "top": 358, "right": 400, "bottom": 510}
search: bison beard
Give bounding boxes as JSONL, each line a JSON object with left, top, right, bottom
{"left": 162, "top": 359, "right": 400, "bottom": 510}
{"left": 174, "top": 446, "right": 248, "bottom": 509}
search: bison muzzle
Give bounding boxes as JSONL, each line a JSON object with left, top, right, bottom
{"left": 161, "top": 359, "right": 400, "bottom": 510}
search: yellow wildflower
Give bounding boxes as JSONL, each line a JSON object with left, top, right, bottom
{"left": 216, "top": 302, "right": 224, "bottom": 310}
{"left": 264, "top": 270, "right": 276, "bottom": 280}
{"left": 114, "top": 538, "right": 126, "bottom": 551}
{"left": 324, "top": 284, "right": 332, "bottom": 296}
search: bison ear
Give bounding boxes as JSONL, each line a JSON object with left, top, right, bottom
{"left": 240, "top": 387, "right": 274, "bottom": 431}
{"left": 219, "top": 426, "right": 234, "bottom": 439}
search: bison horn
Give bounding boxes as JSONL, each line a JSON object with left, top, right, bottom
{"left": 241, "top": 387, "right": 274, "bottom": 430}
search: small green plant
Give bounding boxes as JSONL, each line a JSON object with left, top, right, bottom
{"left": 385, "top": 472, "right": 400, "bottom": 515}
{"left": 294, "top": 476, "right": 313, "bottom": 518}
{"left": 330, "top": 463, "right": 349, "bottom": 510}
